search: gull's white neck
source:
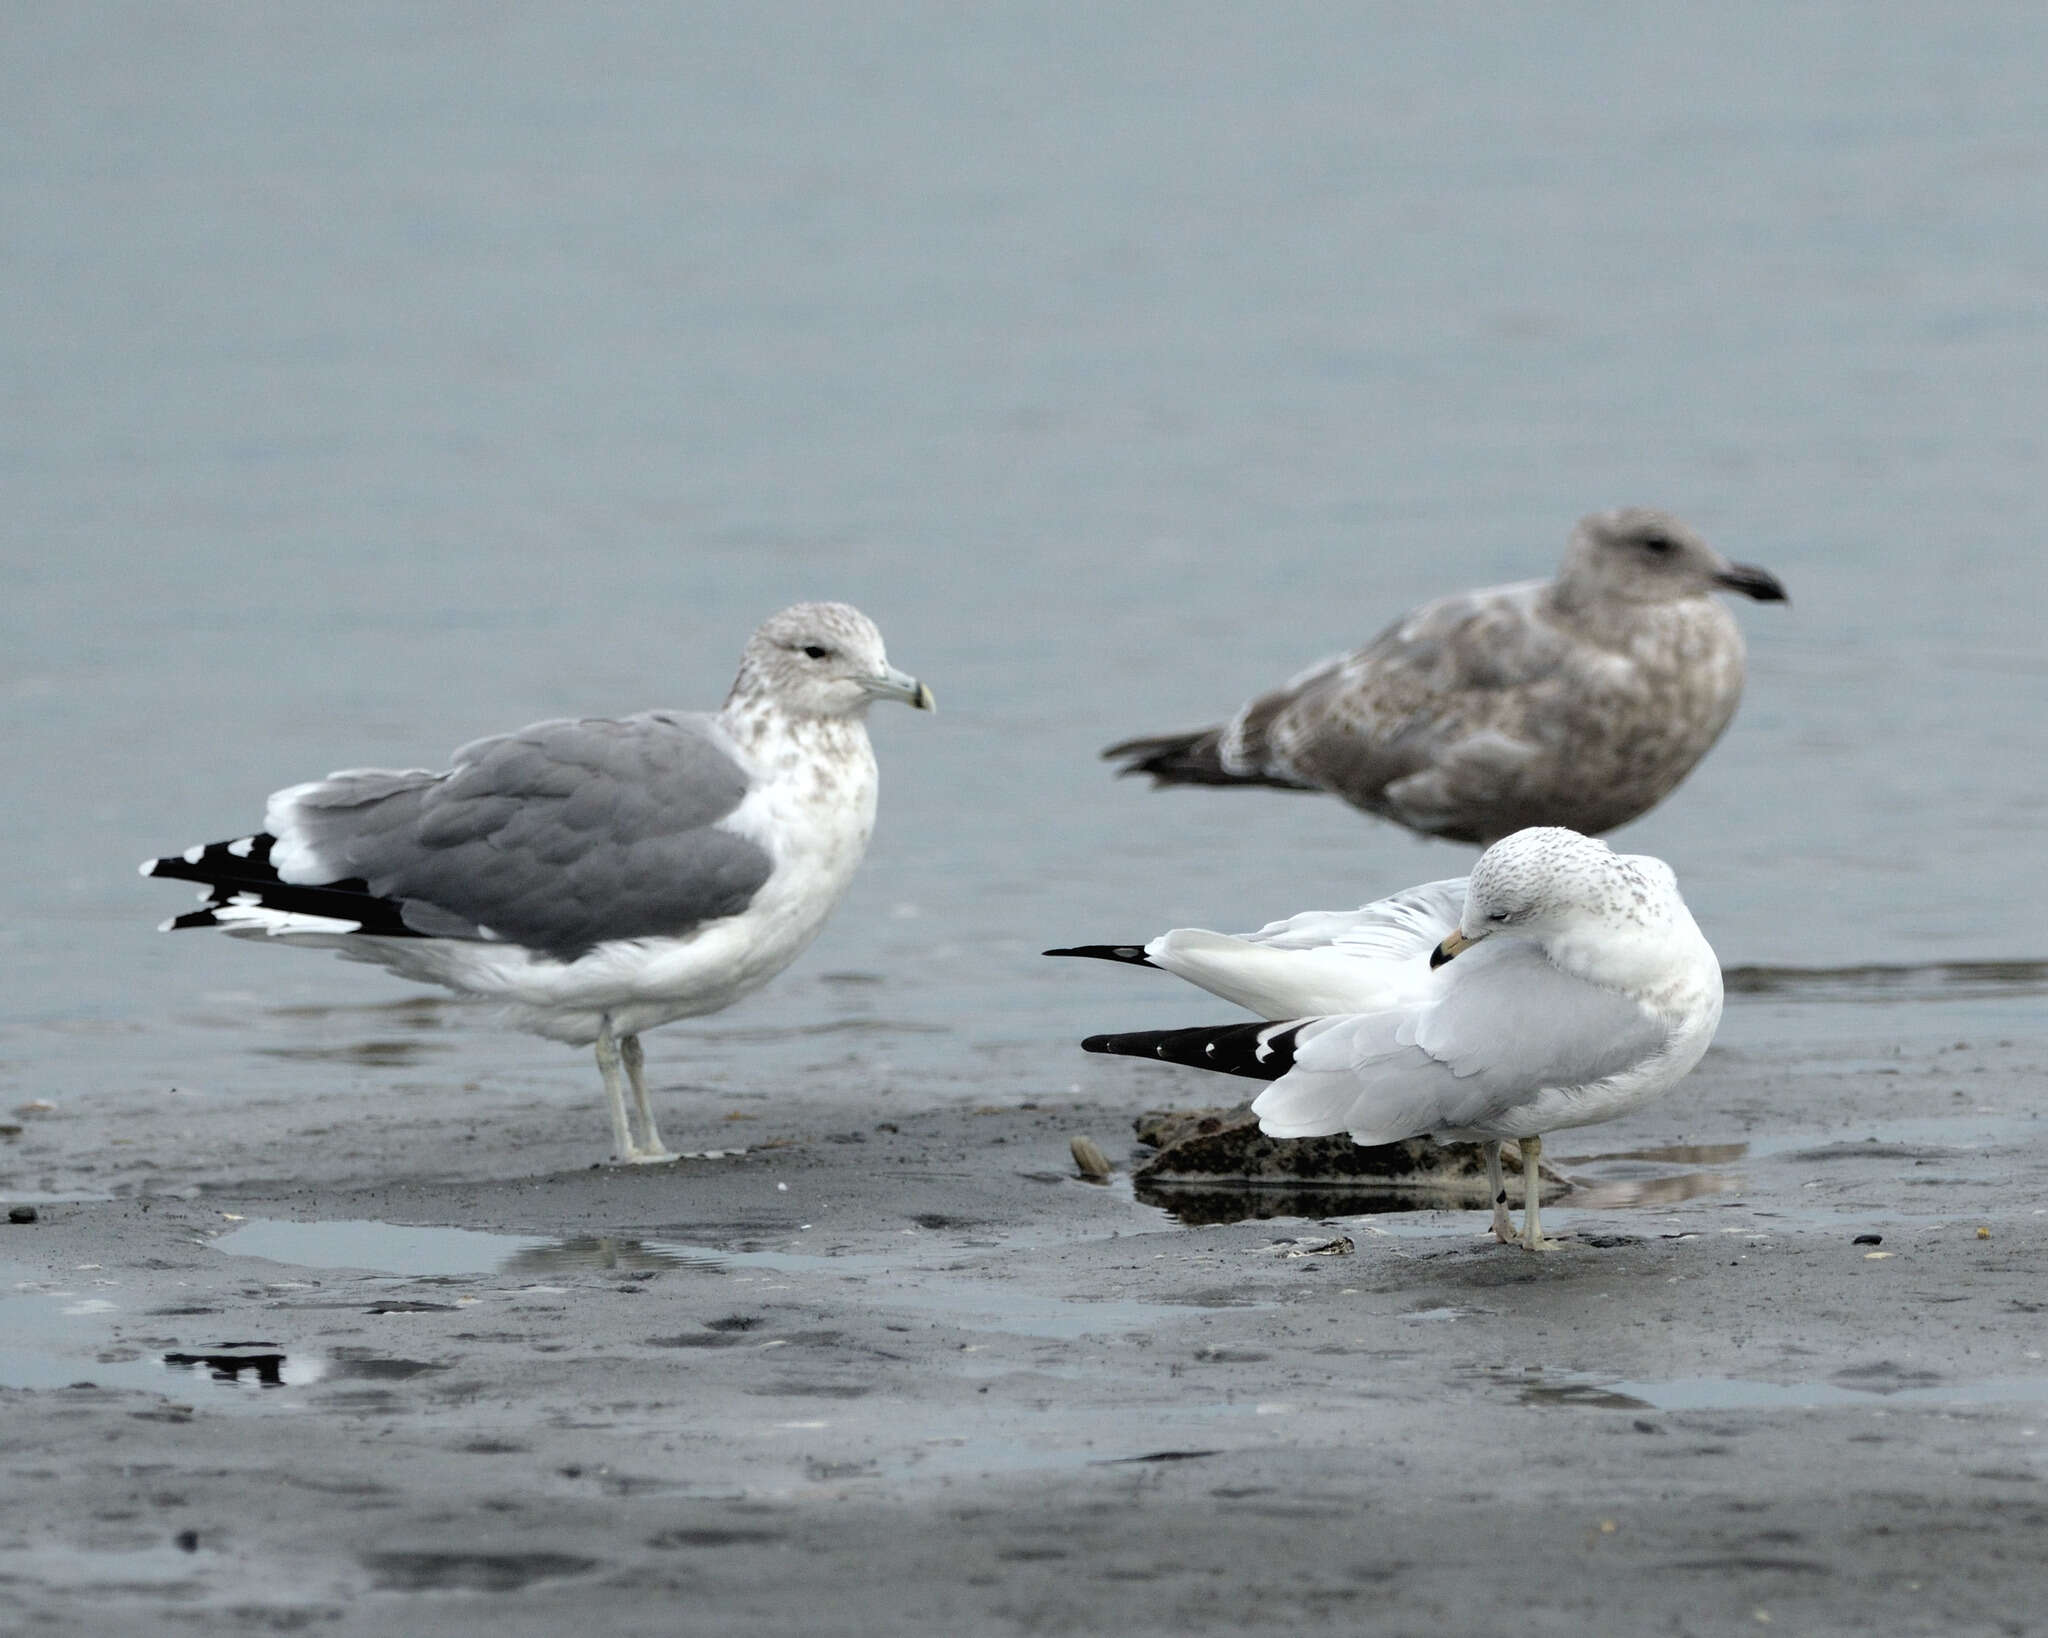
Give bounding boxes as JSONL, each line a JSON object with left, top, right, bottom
{"left": 1541, "top": 899, "right": 1717, "bottom": 1017}
{"left": 717, "top": 693, "right": 880, "bottom": 915}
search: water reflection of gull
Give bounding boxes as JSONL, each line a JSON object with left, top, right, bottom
{"left": 497, "top": 1237, "right": 723, "bottom": 1276}
{"left": 1551, "top": 1139, "right": 1748, "bottom": 1210}
{"left": 1562, "top": 1170, "right": 1746, "bottom": 1209}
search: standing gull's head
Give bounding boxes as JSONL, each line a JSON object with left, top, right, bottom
{"left": 1430, "top": 826, "right": 1682, "bottom": 969}
{"left": 727, "top": 602, "right": 935, "bottom": 721}
{"left": 1558, "top": 506, "right": 1788, "bottom": 608}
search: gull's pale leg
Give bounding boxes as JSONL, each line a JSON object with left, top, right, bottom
{"left": 1519, "top": 1135, "right": 1559, "bottom": 1251}
{"left": 594, "top": 1014, "right": 636, "bottom": 1162}
{"left": 1485, "top": 1140, "right": 1516, "bottom": 1243}
{"left": 620, "top": 1034, "right": 676, "bottom": 1163}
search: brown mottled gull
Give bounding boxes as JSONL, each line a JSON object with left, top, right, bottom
{"left": 142, "top": 603, "right": 934, "bottom": 1165}
{"left": 1104, "top": 508, "right": 1786, "bottom": 845}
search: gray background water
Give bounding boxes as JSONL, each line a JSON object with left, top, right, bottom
{"left": 6, "top": 4, "right": 2045, "bottom": 1124}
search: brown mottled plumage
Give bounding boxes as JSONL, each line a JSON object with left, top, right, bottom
{"left": 1104, "top": 508, "right": 1786, "bottom": 845}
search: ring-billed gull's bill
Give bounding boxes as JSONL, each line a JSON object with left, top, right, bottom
{"left": 143, "top": 602, "right": 933, "bottom": 1165}
{"left": 1104, "top": 508, "right": 1786, "bottom": 845}
{"left": 1062, "top": 828, "right": 1724, "bottom": 1249}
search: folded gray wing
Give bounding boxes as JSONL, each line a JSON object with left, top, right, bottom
{"left": 1251, "top": 941, "right": 1668, "bottom": 1143}
{"left": 269, "top": 711, "right": 773, "bottom": 961}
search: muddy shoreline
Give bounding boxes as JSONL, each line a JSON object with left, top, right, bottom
{"left": 0, "top": 1022, "right": 2042, "bottom": 1635}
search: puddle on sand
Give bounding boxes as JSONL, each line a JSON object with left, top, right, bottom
{"left": 215, "top": 1218, "right": 1262, "bottom": 1342}
{"left": 1744, "top": 1114, "right": 2039, "bottom": 1160}
{"left": 219, "top": 1218, "right": 733, "bottom": 1278}
{"left": 1509, "top": 1370, "right": 2048, "bottom": 1412}
{"left": 0, "top": 1275, "right": 325, "bottom": 1398}
{"left": 1139, "top": 1110, "right": 2040, "bottom": 1229}
{"left": 1725, "top": 960, "right": 2048, "bottom": 1003}
{"left": 218, "top": 1218, "right": 554, "bottom": 1277}
{"left": 163, "top": 1343, "right": 326, "bottom": 1388}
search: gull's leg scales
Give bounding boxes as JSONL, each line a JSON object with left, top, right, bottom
{"left": 594, "top": 1014, "right": 636, "bottom": 1163}
{"left": 1518, "top": 1135, "right": 1560, "bottom": 1251}
{"left": 1485, "top": 1140, "right": 1516, "bottom": 1243}
{"left": 620, "top": 1033, "right": 676, "bottom": 1163}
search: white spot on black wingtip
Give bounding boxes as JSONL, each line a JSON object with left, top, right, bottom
{"left": 182, "top": 844, "right": 204, "bottom": 864}
{"left": 1115, "top": 947, "right": 1142, "bottom": 960}
{"left": 227, "top": 836, "right": 255, "bottom": 858}
{"left": 138, "top": 858, "right": 158, "bottom": 877}
{"left": 156, "top": 916, "right": 178, "bottom": 932}
{"left": 1204, "top": 1042, "right": 1217, "bottom": 1057}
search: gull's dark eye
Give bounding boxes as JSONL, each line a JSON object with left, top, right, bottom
{"left": 801, "top": 645, "right": 831, "bottom": 660}
{"left": 1487, "top": 911, "right": 1510, "bottom": 923}
{"left": 1639, "top": 534, "right": 1675, "bottom": 556}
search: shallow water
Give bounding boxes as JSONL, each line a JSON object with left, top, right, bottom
{"left": 215, "top": 1216, "right": 1267, "bottom": 1343}
{"left": 4, "top": 5, "right": 2045, "bottom": 1130}
{"left": 1515, "top": 1371, "right": 2048, "bottom": 1413}
{"left": 0, "top": 1270, "right": 324, "bottom": 1397}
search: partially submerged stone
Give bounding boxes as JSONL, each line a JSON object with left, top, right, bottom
{"left": 1131, "top": 1105, "right": 1565, "bottom": 1225}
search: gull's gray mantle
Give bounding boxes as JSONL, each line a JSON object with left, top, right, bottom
{"left": 144, "top": 601, "right": 933, "bottom": 1164}
{"left": 1104, "top": 508, "right": 1787, "bottom": 845}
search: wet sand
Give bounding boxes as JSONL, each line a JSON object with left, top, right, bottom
{"left": 3, "top": 1022, "right": 2044, "bottom": 1636}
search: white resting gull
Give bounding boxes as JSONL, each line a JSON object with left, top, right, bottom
{"left": 1104, "top": 508, "right": 1786, "bottom": 845}
{"left": 143, "top": 602, "right": 933, "bottom": 1165}
{"left": 1057, "top": 828, "right": 1723, "bottom": 1249}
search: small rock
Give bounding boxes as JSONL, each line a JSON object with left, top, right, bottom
{"left": 1069, "top": 1135, "right": 1114, "bottom": 1182}
{"left": 1132, "top": 1105, "right": 1563, "bottom": 1200}
{"left": 7, "top": 1206, "right": 37, "bottom": 1225}
{"left": 1851, "top": 1233, "right": 1882, "bottom": 1246}
{"left": 1272, "top": 1235, "right": 1354, "bottom": 1257}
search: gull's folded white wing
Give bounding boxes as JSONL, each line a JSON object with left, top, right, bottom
{"left": 1252, "top": 939, "right": 1668, "bottom": 1145}
{"left": 1144, "top": 878, "right": 1466, "bottom": 1020}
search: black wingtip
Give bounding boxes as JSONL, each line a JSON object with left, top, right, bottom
{"left": 1079, "top": 1020, "right": 1307, "bottom": 1080}
{"left": 1044, "top": 945, "right": 1156, "bottom": 966}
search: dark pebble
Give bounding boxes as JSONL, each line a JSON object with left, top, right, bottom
{"left": 7, "top": 1205, "right": 37, "bottom": 1224}
{"left": 175, "top": 1529, "right": 200, "bottom": 1553}
{"left": 1852, "top": 1233, "right": 1883, "bottom": 1246}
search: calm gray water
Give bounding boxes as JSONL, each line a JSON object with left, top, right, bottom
{"left": 5, "top": 5, "right": 2045, "bottom": 1120}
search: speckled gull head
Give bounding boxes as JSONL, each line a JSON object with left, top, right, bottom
{"left": 727, "top": 602, "right": 935, "bottom": 720}
{"left": 1557, "top": 506, "right": 1788, "bottom": 608}
{"left": 1431, "top": 825, "right": 1687, "bottom": 978}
